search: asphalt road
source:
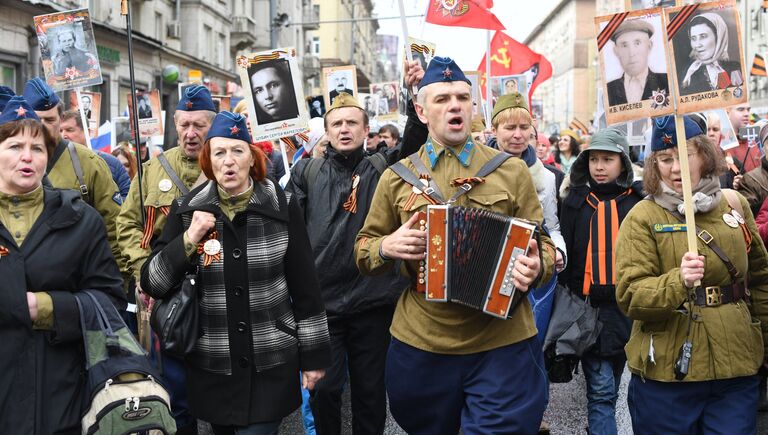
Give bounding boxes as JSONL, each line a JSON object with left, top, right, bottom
{"left": 196, "top": 367, "right": 768, "bottom": 434}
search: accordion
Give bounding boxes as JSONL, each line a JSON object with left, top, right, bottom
{"left": 415, "top": 205, "right": 538, "bottom": 319}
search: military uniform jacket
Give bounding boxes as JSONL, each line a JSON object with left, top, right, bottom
{"left": 0, "top": 188, "right": 125, "bottom": 434}
{"left": 355, "top": 138, "right": 556, "bottom": 354}
{"left": 615, "top": 194, "right": 768, "bottom": 382}
{"left": 47, "top": 139, "right": 123, "bottom": 272}
{"left": 117, "top": 146, "right": 201, "bottom": 279}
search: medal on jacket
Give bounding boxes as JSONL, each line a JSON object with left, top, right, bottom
{"left": 0, "top": 245, "right": 8, "bottom": 260}
{"left": 731, "top": 209, "right": 745, "bottom": 225}
{"left": 197, "top": 231, "right": 221, "bottom": 267}
{"left": 723, "top": 213, "right": 739, "bottom": 228}
{"left": 158, "top": 179, "right": 173, "bottom": 192}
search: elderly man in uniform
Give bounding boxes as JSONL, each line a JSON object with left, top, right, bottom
{"left": 606, "top": 19, "right": 669, "bottom": 106}
{"left": 355, "top": 57, "right": 556, "bottom": 435}
{"left": 117, "top": 85, "right": 216, "bottom": 435}
{"left": 286, "top": 62, "right": 426, "bottom": 435}
{"left": 53, "top": 29, "right": 95, "bottom": 76}
{"left": 23, "top": 78, "right": 124, "bottom": 271}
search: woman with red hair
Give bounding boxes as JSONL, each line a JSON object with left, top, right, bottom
{"left": 141, "top": 111, "right": 330, "bottom": 434}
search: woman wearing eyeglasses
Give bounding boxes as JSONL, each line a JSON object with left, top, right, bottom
{"left": 615, "top": 115, "right": 768, "bottom": 434}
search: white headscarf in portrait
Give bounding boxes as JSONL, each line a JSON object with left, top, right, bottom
{"left": 682, "top": 13, "right": 729, "bottom": 89}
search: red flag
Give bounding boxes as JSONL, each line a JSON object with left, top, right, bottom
{"left": 425, "top": 0, "right": 505, "bottom": 31}
{"left": 478, "top": 31, "right": 553, "bottom": 102}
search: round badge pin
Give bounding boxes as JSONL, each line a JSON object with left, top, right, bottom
{"left": 731, "top": 210, "right": 745, "bottom": 224}
{"left": 158, "top": 179, "right": 173, "bottom": 192}
{"left": 203, "top": 238, "right": 221, "bottom": 256}
{"left": 723, "top": 213, "right": 739, "bottom": 228}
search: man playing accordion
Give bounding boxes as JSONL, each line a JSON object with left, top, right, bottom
{"left": 355, "top": 57, "right": 556, "bottom": 435}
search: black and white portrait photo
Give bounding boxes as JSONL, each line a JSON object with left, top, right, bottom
{"left": 237, "top": 48, "right": 309, "bottom": 141}
{"left": 308, "top": 96, "right": 325, "bottom": 118}
{"left": 137, "top": 94, "right": 152, "bottom": 119}
{"left": 628, "top": 0, "right": 676, "bottom": 10}
{"left": 80, "top": 94, "right": 92, "bottom": 119}
{"left": 323, "top": 65, "right": 357, "bottom": 109}
{"left": 670, "top": 10, "right": 743, "bottom": 96}
{"left": 605, "top": 17, "right": 669, "bottom": 106}
{"left": 34, "top": 9, "right": 103, "bottom": 91}
{"left": 247, "top": 58, "right": 300, "bottom": 125}
{"left": 596, "top": 9, "right": 674, "bottom": 124}
{"left": 328, "top": 73, "right": 354, "bottom": 105}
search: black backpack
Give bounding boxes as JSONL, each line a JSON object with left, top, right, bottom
{"left": 75, "top": 291, "right": 176, "bottom": 435}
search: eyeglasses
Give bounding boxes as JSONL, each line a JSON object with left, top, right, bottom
{"left": 655, "top": 152, "right": 698, "bottom": 167}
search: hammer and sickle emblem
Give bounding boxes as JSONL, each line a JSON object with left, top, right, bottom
{"left": 491, "top": 48, "right": 511, "bottom": 69}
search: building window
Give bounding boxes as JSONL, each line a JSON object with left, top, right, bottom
{"left": 155, "top": 13, "right": 163, "bottom": 40}
{"left": 203, "top": 25, "right": 213, "bottom": 62}
{"left": 217, "top": 33, "right": 226, "bottom": 68}
{"left": 311, "top": 37, "right": 320, "bottom": 56}
{"left": 0, "top": 62, "right": 16, "bottom": 88}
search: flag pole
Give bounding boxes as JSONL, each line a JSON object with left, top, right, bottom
{"left": 485, "top": 30, "right": 492, "bottom": 129}
{"left": 398, "top": 0, "right": 417, "bottom": 96}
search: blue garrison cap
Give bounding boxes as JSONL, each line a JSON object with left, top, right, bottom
{"left": 418, "top": 56, "right": 471, "bottom": 90}
{"left": 23, "top": 78, "right": 60, "bottom": 111}
{"left": 206, "top": 111, "right": 251, "bottom": 144}
{"left": 651, "top": 115, "right": 704, "bottom": 152}
{"left": 177, "top": 85, "right": 216, "bottom": 112}
{"left": 0, "top": 96, "right": 40, "bottom": 125}
{"left": 0, "top": 86, "right": 15, "bottom": 112}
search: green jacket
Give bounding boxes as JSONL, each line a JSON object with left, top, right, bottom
{"left": 47, "top": 140, "right": 124, "bottom": 273}
{"left": 615, "top": 193, "right": 768, "bottom": 382}
{"left": 116, "top": 147, "right": 202, "bottom": 280}
{"left": 355, "top": 138, "right": 555, "bottom": 355}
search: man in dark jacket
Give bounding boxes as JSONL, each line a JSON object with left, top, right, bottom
{"left": 286, "top": 62, "right": 425, "bottom": 435}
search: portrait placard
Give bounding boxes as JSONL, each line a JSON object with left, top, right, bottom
{"left": 34, "top": 9, "right": 103, "bottom": 92}
{"left": 112, "top": 116, "right": 131, "bottom": 149}
{"left": 596, "top": 8, "right": 674, "bottom": 125}
{"left": 322, "top": 65, "right": 358, "bottom": 110}
{"left": 490, "top": 74, "right": 529, "bottom": 103}
{"left": 211, "top": 95, "right": 231, "bottom": 112}
{"left": 464, "top": 71, "right": 483, "bottom": 117}
{"left": 237, "top": 47, "right": 308, "bottom": 141}
{"left": 307, "top": 96, "right": 325, "bottom": 118}
{"left": 664, "top": 1, "right": 747, "bottom": 113}
{"left": 703, "top": 109, "right": 738, "bottom": 150}
{"left": 370, "top": 82, "right": 399, "bottom": 120}
{"left": 68, "top": 91, "right": 101, "bottom": 138}
{"left": 358, "top": 93, "right": 378, "bottom": 119}
{"left": 400, "top": 37, "right": 436, "bottom": 115}
{"left": 126, "top": 89, "right": 163, "bottom": 138}
{"left": 626, "top": 0, "right": 677, "bottom": 10}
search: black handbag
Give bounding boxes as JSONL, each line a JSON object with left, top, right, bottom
{"left": 150, "top": 267, "right": 200, "bottom": 358}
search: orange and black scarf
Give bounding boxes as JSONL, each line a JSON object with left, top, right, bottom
{"left": 582, "top": 189, "right": 633, "bottom": 296}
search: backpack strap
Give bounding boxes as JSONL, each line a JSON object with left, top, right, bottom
{"left": 408, "top": 154, "right": 445, "bottom": 202}
{"left": 157, "top": 152, "right": 190, "bottom": 196}
{"left": 66, "top": 141, "right": 90, "bottom": 204}
{"left": 367, "top": 152, "right": 388, "bottom": 175}
{"left": 390, "top": 161, "right": 445, "bottom": 204}
{"left": 721, "top": 188, "right": 745, "bottom": 217}
{"left": 303, "top": 157, "right": 323, "bottom": 198}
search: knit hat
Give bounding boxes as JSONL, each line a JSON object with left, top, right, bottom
{"left": 491, "top": 92, "right": 529, "bottom": 122}
{"left": 177, "top": 85, "right": 216, "bottom": 112}
{"left": 418, "top": 56, "right": 471, "bottom": 90}
{"left": 0, "top": 96, "right": 40, "bottom": 125}
{"left": 650, "top": 115, "right": 703, "bottom": 152}
{"left": 23, "top": 78, "right": 60, "bottom": 111}
{"left": 206, "top": 111, "right": 251, "bottom": 144}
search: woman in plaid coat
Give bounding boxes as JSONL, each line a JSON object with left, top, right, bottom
{"left": 141, "top": 112, "right": 331, "bottom": 434}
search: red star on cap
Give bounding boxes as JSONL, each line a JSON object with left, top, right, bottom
{"left": 230, "top": 125, "right": 240, "bottom": 135}
{"left": 15, "top": 106, "right": 26, "bottom": 118}
{"left": 442, "top": 67, "right": 452, "bottom": 79}
{"left": 662, "top": 133, "right": 674, "bottom": 145}
{"left": 186, "top": 101, "right": 194, "bottom": 109}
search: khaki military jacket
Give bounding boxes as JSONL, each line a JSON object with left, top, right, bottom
{"left": 615, "top": 194, "right": 768, "bottom": 382}
{"left": 117, "top": 146, "right": 201, "bottom": 279}
{"left": 47, "top": 140, "right": 123, "bottom": 271}
{"left": 355, "top": 138, "right": 555, "bottom": 355}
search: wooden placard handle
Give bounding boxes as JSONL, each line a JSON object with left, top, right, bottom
{"left": 674, "top": 114, "right": 701, "bottom": 287}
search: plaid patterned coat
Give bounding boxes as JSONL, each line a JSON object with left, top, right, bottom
{"left": 141, "top": 178, "right": 330, "bottom": 423}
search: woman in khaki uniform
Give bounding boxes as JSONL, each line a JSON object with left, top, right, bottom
{"left": 615, "top": 115, "right": 768, "bottom": 434}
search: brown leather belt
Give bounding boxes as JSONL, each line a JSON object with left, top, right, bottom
{"left": 693, "top": 283, "right": 746, "bottom": 307}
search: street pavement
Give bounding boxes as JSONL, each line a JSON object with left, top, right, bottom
{"left": 196, "top": 367, "right": 768, "bottom": 434}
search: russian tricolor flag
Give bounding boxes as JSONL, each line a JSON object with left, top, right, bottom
{"left": 91, "top": 121, "right": 112, "bottom": 153}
